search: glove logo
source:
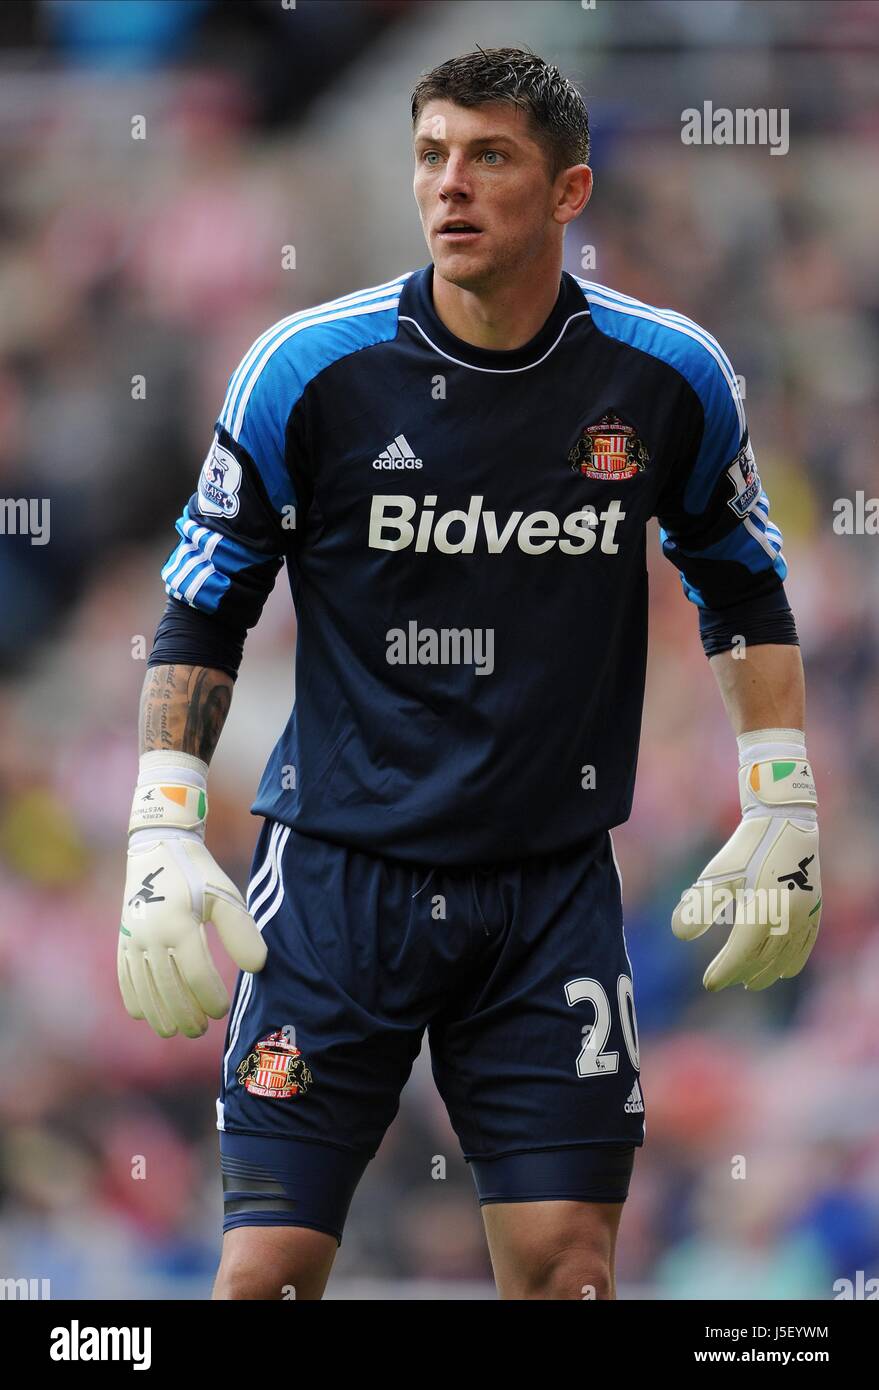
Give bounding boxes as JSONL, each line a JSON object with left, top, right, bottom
{"left": 777, "top": 854, "right": 815, "bottom": 893}
{"left": 198, "top": 439, "right": 242, "bottom": 518}
{"left": 127, "top": 868, "right": 166, "bottom": 908}
{"left": 237, "top": 1029, "right": 313, "bottom": 1100}
{"left": 569, "top": 411, "right": 649, "bottom": 482}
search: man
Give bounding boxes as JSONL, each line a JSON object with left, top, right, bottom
{"left": 119, "top": 47, "right": 821, "bottom": 1300}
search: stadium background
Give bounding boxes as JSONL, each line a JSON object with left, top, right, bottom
{"left": 0, "top": 0, "right": 876, "bottom": 1300}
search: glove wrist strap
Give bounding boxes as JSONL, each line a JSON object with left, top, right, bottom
{"left": 129, "top": 750, "right": 209, "bottom": 837}
{"left": 737, "top": 726, "right": 807, "bottom": 763}
{"left": 736, "top": 727, "right": 817, "bottom": 818}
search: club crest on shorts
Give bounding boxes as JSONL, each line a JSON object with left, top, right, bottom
{"left": 569, "top": 412, "right": 649, "bottom": 482}
{"left": 237, "top": 1029, "right": 313, "bottom": 1100}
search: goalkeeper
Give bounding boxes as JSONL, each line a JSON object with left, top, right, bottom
{"left": 117, "top": 46, "right": 820, "bottom": 1301}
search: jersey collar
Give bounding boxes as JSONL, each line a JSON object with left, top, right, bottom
{"left": 398, "top": 263, "right": 586, "bottom": 373}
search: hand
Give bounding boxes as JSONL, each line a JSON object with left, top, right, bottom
{"left": 118, "top": 752, "right": 267, "bottom": 1038}
{"left": 672, "top": 740, "right": 821, "bottom": 991}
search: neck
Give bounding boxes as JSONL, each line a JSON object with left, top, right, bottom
{"left": 431, "top": 249, "right": 564, "bottom": 351}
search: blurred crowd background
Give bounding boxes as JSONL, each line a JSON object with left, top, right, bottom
{"left": 0, "top": 0, "right": 877, "bottom": 1299}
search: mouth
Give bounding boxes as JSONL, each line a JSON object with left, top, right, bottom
{"left": 436, "top": 221, "right": 483, "bottom": 243}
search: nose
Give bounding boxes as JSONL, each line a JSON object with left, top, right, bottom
{"left": 438, "top": 152, "right": 473, "bottom": 201}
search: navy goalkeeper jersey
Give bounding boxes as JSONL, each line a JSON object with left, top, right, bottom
{"left": 158, "top": 265, "right": 788, "bottom": 865}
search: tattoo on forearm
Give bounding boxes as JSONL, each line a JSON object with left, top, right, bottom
{"left": 139, "top": 665, "right": 233, "bottom": 762}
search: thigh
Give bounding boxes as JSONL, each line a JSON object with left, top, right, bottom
{"left": 213, "top": 1223, "right": 338, "bottom": 1301}
{"left": 430, "top": 831, "right": 645, "bottom": 1164}
{"left": 217, "top": 823, "right": 456, "bottom": 1238}
{"left": 482, "top": 1197, "right": 626, "bottom": 1300}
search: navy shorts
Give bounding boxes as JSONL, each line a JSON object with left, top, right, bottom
{"left": 217, "top": 822, "right": 645, "bottom": 1245}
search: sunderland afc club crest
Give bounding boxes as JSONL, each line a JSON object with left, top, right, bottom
{"left": 569, "top": 412, "right": 649, "bottom": 482}
{"left": 237, "top": 1029, "right": 313, "bottom": 1100}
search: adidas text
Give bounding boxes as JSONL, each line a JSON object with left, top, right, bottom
{"left": 373, "top": 433, "right": 423, "bottom": 469}
{"left": 625, "top": 1081, "right": 644, "bottom": 1114}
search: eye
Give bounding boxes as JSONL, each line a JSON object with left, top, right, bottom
{"left": 480, "top": 150, "right": 504, "bottom": 165}
{"left": 421, "top": 150, "right": 441, "bottom": 166}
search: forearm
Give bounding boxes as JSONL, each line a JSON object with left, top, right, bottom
{"left": 139, "top": 663, "right": 233, "bottom": 763}
{"left": 709, "top": 643, "right": 805, "bottom": 736}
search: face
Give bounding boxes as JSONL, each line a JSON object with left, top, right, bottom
{"left": 413, "top": 99, "right": 585, "bottom": 289}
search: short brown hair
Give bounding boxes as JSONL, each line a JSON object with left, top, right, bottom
{"left": 411, "top": 45, "right": 590, "bottom": 179}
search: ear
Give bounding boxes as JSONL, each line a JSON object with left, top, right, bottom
{"left": 555, "top": 165, "right": 593, "bottom": 226}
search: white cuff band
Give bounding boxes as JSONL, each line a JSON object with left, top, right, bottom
{"left": 737, "top": 727, "right": 806, "bottom": 766}
{"left": 137, "top": 749, "right": 208, "bottom": 790}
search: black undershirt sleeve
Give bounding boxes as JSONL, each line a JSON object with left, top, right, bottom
{"left": 147, "top": 594, "right": 248, "bottom": 680}
{"left": 698, "top": 585, "right": 799, "bottom": 658}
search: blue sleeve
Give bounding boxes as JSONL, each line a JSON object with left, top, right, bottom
{"left": 655, "top": 340, "right": 788, "bottom": 615}
{"left": 160, "top": 333, "right": 300, "bottom": 632}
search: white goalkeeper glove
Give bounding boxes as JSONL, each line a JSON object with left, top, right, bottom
{"left": 671, "top": 727, "right": 821, "bottom": 991}
{"left": 118, "top": 751, "right": 267, "bottom": 1038}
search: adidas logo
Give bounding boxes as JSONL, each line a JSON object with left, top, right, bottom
{"left": 624, "top": 1079, "right": 644, "bottom": 1114}
{"left": 372, "top": 433, "right": 423, "bottom": 470}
